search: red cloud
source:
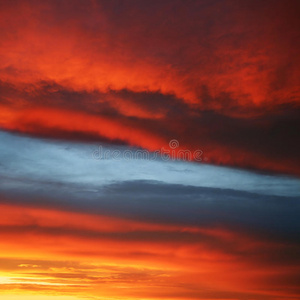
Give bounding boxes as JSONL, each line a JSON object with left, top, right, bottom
{"left": 0, "top": 0, "right": 299, "bottom": 175}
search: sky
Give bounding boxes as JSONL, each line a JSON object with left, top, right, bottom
{"left": 0, "top": 0, "right": 300, "bottom": 299}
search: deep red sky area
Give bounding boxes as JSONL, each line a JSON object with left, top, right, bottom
{"left": 0, "top": 0, "right": 299, "bottom": 174}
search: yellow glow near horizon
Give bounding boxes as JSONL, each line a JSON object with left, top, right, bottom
{"left": 0, "top": 294, "right": 86, "bottom": 300}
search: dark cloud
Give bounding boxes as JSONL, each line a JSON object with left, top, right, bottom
{"left": 1, "top": 179, "right": 299, "bottom": 244}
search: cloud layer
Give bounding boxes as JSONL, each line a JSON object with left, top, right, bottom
{"left": 0, "top": 0, "right": 299, "bottom": 174}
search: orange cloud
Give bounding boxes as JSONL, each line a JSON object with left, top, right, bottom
{"left": 0, "top": 202, "right": 299, "bottom": 299}
{"left": 0, "top": 105, "right": 167, "bottom": 150}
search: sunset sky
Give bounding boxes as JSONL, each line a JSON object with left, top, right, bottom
{"left": 0, "top": 0, "right": 300, "bottom": 299}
